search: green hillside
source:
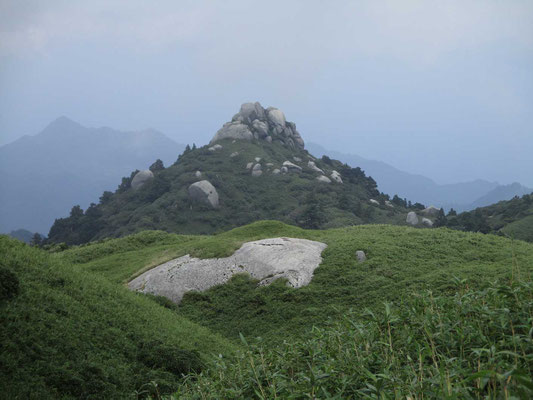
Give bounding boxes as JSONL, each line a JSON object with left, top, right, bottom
{"left": 47, "top": 140, "right": 413, "bottom": 245}
{"left": 445, "top": 192, "right": 533, "bottom": 242}
{"left": 46, "top": 102, "right": 421, "bottom": 245}
{"left": 58, "top": 221, "right": 533, "bottom": 342}
{"left": 0, "top": 235, "right": 235, "bottom": 399}
{"left": 4, "top": 221, "right": 533, "bottom": 398}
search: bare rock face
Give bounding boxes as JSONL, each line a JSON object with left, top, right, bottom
{"left": 422, "top": 217, "right": 434, "bottom": 227}
{"left": 131, "top": 170, "right": 154, "bottom": 189}
{"left": 282, "top": 161, "right": 302, "bottom": 173}
{"left": 330, "top": 170, "right": 343, "bottom": 183}
{"left": 251, "top": 163, "right": 262, "bottom": 177}
{"left": 421, "top": 206, "right": 440, "bottom": 217}
{"left": 308, "top": 161, "right": 324, "bottom": 174}
{"left": 369, "top": 199, "right": 380, "bottom": 205}
{"left": 316, "top": 175, "right": 331, "bottom": 183}
{"left": 406, "top": 211, "right": 419, "bottom": 226}
{"left": 128, "top": 237, "right": 328, "bottom": 304}
{"left": 188, "top": 180, "right": 219, "bottom": 208}
{"left": 356, "top": 250, "right": 366, "bottom": 262}
{"left": 210, "top": 102, "right": 305, "bottom": 150}
{"left": 212, "top": 122, "right": 254, "bottom": 143}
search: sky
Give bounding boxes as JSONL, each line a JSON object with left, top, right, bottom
{"left": 1, "top": 0, "right": 532, "bottom": 186}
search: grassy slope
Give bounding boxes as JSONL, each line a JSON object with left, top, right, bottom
{"left": 58, "top": 221, "right": 533, "bottom": 343}
{"left": 0, "top": 236, "right": 235, "bottom": 399}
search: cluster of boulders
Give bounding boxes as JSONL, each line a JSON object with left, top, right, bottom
{"left": 406, "top": 206, "right": 440, "bottom": 227}
{"left": 242, "top": 155, "right": 343, "bottom": 184}
{"left": 210, "top": 102, "right": 305, "bottom": 150}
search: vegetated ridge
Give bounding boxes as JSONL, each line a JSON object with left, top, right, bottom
{"left": 47, "top": 103, "right": 421, "bottom": 245}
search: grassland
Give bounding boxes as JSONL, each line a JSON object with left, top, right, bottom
{"left": 5, "top": 221, "right": 533, "bottom": 398}
{"left": 0, "top": 235, "right": 235, "bottom": 399}
{"left": 58, "top": 221, "right": 533, "bottom": 342}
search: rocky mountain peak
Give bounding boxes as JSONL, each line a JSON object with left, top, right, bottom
{"left": 210, "top": 102, "right": 305, "bottom": 150}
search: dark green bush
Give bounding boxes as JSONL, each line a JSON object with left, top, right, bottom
{"left": 0, "top": 267, "right": 19, "bottom": 301}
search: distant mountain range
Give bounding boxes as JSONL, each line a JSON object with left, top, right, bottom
{"left": 0, "top": 117, "right": 184, "bottom": 234}
{"left": 47, "top": 102, "right": 414, "bottom": 245}
{"left": 306, "top": 143, "right": 531, "bottom": 212}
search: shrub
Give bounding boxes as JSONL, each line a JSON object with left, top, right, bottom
{"left": 0, "top": 267, "right": 19, "bottom": 301}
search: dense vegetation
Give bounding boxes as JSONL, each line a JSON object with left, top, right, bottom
{"left": 442, "top": 192, "right": 533, "bottom": 242}
{"left": 5, "top": 220, "right": 533, "bottom": 398}
{"left": 47, "top": 140, "right": 418, "bottom": 245}
{"left": 0, "top": 235, "right": 235, "bottom": 399}
{"left": 176, "top": 279, "right": 533, "bottom": 399}
{"left": 58, "top": 221, "right": 533, "bottom": 342}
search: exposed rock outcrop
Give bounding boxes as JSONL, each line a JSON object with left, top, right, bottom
{"left": 421, "top": 206, "right": 440, "bottom": 217}
{"left": 330, "top": 170, "right": 343, "bottom": 183}
{"left": 308, "top": 161, "right": 324, "bottom": 174}
{"left": 316, "top": 175, "right": 331, "bottom": 183}
{"left": 208, "top": 144, "right": 223, "bottom": 152}
{"left": 252, "top": 163, "right": 262, "bottom": 177}
{"left": 356, "top": 250, "right": 366, "bottom": 262}
{"left": 131, "top": 170, "right": 154, "bottom": 190}
{"left": 210, "top": 102, "right": 305, "bottom": 150}
{"left": 369, "top": 199, "right": 380, "bottom": 205}
{"left": 195, "top": 170, "right": 202, "bottom": 178}
{"left": 422, "top": 217, "right": 434, "bottom": 227}
{"left": 282, "top": 161, "right": 302, "bottom": 173}
{"left": 188, "top": 180, "right": 219, "bottom": 208}
{"left": 406, "top": 211, "right": 419, "bottom": 226}
{"left": 129, "top": 237, "right": 327, "bottom": 304}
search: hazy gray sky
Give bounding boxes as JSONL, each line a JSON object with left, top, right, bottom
{"left": 1, "top": 0, "right": 532, "bottom": 186}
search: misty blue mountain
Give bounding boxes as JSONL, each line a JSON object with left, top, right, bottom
{"left": 306, "top": 143, "right": 531, "bottom": 212}
{"left": 0, "top": 117, "right": 184, "bottom": 233}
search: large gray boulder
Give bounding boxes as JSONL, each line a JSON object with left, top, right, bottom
{"left": 251, "top": 163, "right": 262, "bottom": 177}
{"left": 282, "top": 161, "right": 302, "bottom": 173}
{"left": 131, "top": 170, "right": 154, "bottom": 189}
{"left": 330, "top": 170, "right": 343, "bottom": 183}
{"left": 267, "top": 108, "right": 286, "bottom": 126}
{"left": 422, "top": 217, "right": 434, "bottom": 227}
{"left": 129, "top": 237, "right": 327, "bottom": 304}
{"left": 421, "top": 206, "right": 440, "bottom": 217}
{"left": 316, "top": 175, "right": 331, "bottom": 183}
{"left": 211, "top": 122, "right": 253, "bottom": 144}
{"left": 188, "top": 180, "right": 219, "bottom": 208}
{"left": 308, "top": 161, "right": 324, "bottom": 174}
{"left": 406, "top": 211, "right": 419, "bottom": 226}
{"left": 356, "top": 250, "right": 366, "bottom": 263}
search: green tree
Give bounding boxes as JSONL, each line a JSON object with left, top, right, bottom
{"left": 149, "top": 159, "right": 165, "bottom": 173}
{"left": 300, "top": 192, "right": 325, "bottom": 229}
{"left": 435, "top": 208, "right": 447, "bottom": 227}
{"left": 30, "top": 233, "right": 43, "bottom": 247}
{"left": 70, "top": 205, "right": 83, "bottom": 219}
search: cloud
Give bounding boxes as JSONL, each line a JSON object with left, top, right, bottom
{"left": 2, "top": 0, "right": 532, "bottom": 64}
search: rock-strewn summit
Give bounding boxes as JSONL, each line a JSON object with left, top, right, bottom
{"left": 210, "top": 102, "right": 305, "bottom": 150}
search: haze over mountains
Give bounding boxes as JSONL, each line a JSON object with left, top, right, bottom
{"left": 2, "top": 113, "right": 530, "bottom": 237}
{"left": 0, "top": 117, "right": 184, "bottom": 234}
{"left": 307, "top": 143, "right": 531, "bottom": 212}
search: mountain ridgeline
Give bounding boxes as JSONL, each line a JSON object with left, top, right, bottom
{"left": 442, "top": 192, "right": 533, "bottom": 242}
{"left": 0, "top": 117, "right": 184, "bottom": 234}
{"left": 48, "top": 103, "right": 416, "bottom": 245}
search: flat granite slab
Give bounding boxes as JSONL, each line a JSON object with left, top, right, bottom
{"left": 128, "top": 237, "right": 327, "bottom": 304}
